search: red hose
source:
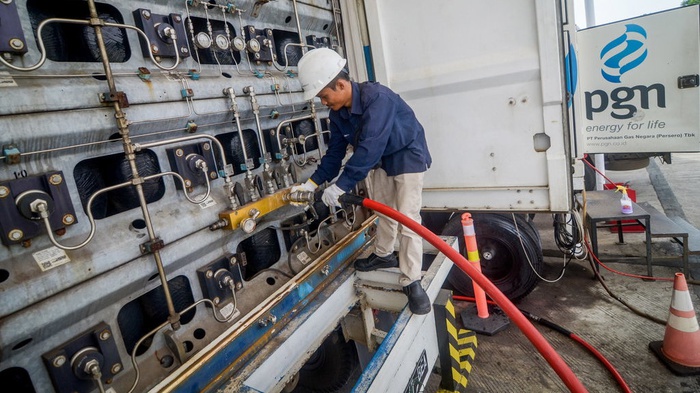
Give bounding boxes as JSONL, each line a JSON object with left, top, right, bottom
{"left": 358, "top": 197, "right": 588, "bottom": 392}
{"left": 570, "top": 334, "right": 632, "bottom": 393}
{"left": 454, "top": 295, "right": 631, "bottom": 393}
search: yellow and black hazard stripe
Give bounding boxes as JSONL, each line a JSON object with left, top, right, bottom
{"left": 434, "top": 290, "right": 478, "bottom": 393}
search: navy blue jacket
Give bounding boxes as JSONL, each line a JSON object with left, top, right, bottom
{"left": 310, "top": 81, "right": 432, "bottom": 191}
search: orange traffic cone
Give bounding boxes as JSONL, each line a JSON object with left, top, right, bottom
{"left": 649, "top": 273, "right": 700, "bottom": 375}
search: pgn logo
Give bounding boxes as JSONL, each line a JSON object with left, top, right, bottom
{"left": 584, "top": 24, "right": 666, "bottom": 120}
{"left": 600, "top": 24, "right": 648, "bottom": 83}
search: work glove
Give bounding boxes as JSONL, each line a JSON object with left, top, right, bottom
{"left": 291, "top": 179, "right": 317, "bottom": 193}
{"left": 321, "top": 184, "right": 345, "bottom": 208}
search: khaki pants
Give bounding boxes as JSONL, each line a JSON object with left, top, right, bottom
{"left": 370, "top": 168, "right": 424, "bottom": 286}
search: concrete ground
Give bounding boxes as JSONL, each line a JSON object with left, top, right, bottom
{"left": 428, "top": 153, "right": 700, "bottom": 392}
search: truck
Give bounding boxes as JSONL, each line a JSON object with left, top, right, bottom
{"left": 1, "top": 1, "right": 698, "bottom": 392}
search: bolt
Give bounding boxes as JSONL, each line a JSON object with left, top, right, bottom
{"left": 181, "top": 47, "right": 189, "bottom": 54}
{"left": 482, "top": 251, "right": 493, "bottom": 260}
{"left": 9, "top": 38, "right": 24, "bottom": 50}
{"left": 53, "top": 355, "right": 66, "bottom": 368}
{"left": 173, "top": 15, "right": 182, "bottom": 23}
{"left": 202, "top": 143, "right": 210, "bottom": 151}
{"left": 141, "top": 9, "right": 151, "bottom": 19}
{"left": 151, "top": 44, "right": 159, "bottom": 54}
{"left": 84, "top": 359, "right": 101, "bottom": 376}
{"left": 99, "top": 329, "right": 111, "bottom": 341}
{"left": 321, "top": 265, "right": 330, "bottom": 276}
{"left": 62, "top": 214, "right": 75, "bottom": 225}
{"left": 230, "top": 256, "right": 237, "bottom": 264}
{"left": 111, "top": 363, "right": 122, "bottom": 374}
{"left": 0, "top": 186, "right": 9, "bottom": 198}
{"left": 213, "top": 297, "right": 220, "bottom": 305}
{"left": 209, "top": 171, "right": 217, "bottom": 179}
{"left": 8, "top": 229, "right": 23, "bottom": 241}
{"left": 175, "top": 149, "right": 184, "bottom": 157}
{"left": 254, "top": 53, "right": 260, "bottom": 59}
{"left": 184, "top": 179, "right": 192, "bottom": 187}
{"left": 235, "top": 282, "right": 242, "bottom": 290}
{"left": 49, "top": 173, "right": 63, "bottom": 185}
{"left": 249, "top": 26, "right": 255, "bottom": 33}
{"left": 206, "top": 270, "right": 213, "bottom": 278}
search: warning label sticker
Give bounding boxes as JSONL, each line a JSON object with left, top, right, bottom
{"left": 33, "top": 247, "right": 71, "bottom": 272}
{"left": 0, "top": 72, "right": 18, "bottom": 87}
{"left": 197, "top": 195, "right": 217, "bottom": 209}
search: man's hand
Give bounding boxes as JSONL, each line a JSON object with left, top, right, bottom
{"left": 291, "top": 179, "right": 317, "bottom": 193}
{"left": 321, "top": 184, "right": 344, "bottom": 207}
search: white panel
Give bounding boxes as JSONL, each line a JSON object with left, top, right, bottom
{"left": 577, "top": 6, "right": 700, "bottom": 153}
{"left": 364, "top": 0, "right": 572, "bottom": 212}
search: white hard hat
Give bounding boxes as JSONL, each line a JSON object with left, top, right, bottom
{"left": 297, "top": 48, "right": 347, "bottom": 101}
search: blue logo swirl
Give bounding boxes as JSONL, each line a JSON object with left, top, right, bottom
{"left": 600, "top": 24, "right": 647, "bottom": 83}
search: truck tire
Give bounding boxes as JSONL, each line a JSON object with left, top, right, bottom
{"left": 441, "top": 213, "right": 542, "bottom": 301}
{"left": 294, "top": 328, "right": 358, "bottom": 393}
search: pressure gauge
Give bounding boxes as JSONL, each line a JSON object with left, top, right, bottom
{"left": 247, "top": 38, "right": 261, "bottom": 53}
{"left": 214, "top": 34, "right": 230, "bottom": 50}
{"left": 194, "top": 32, "right": 212, "bottom": 49}
{"left": 232, "top": 36, "right": 246, "bottom": 52}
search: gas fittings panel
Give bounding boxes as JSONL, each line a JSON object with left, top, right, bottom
{"left": 166, "top": 142, "right": 219, "bottom": 191}
{"left": 0, "top": 171, "right": 77, "bottom": 247}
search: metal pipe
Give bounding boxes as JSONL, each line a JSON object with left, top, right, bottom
{"left": 0, "top": 18, "right": 180, "bottom": 72}
{"left": 311, "top": 102, "right": 326, "bottom": 158}
{"left": 223, "top": 88, "right": 253, "bottom": 169}
{"left": 223, "top": 87, "right": 259, "bottom": 202}
{"left": 243, "top": 86, "right": 268, "bottom": 157}
{"left": 274, "top": 113, "right": 315, "bottom": 153}
{"left": 132, "top": 134, "right": 237, "bottom": 209}
{"left": 86, "top": 0, "right": 180, "bottom": 327}
{"left": 0, "top": 18, "right": 89, "bottom": 72}
{"left": 330, "top": 0, "right": 343, "bottom": 51}
{"left": 126, "top": 288, "right": 240, "bottom": 393}
{"left": 292, "top": 0, "right": 306, "bottom": 54}
{"left": 243, "top": 86, "right": 277, "bottom": 195}
{"left": 37, "top": 180, "right": 131, "bottom": 250}
{"left": 271, "top": 42, "right": 316, "bottom": 72}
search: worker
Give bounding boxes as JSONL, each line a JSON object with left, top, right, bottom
{"left": 291, "top": 48, "right": 433, "bottom": 315}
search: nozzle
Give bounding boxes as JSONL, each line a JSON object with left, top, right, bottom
{"left": 285, "top": 190, "right": 315, "bottom": 204}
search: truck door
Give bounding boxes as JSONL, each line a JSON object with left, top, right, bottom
{"left": 355, "top": 0, "right": 574, "bottom": 212}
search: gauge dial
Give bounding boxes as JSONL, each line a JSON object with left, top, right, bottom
{"left": 232, "top": 36, "right": 246, "bottom": 51}
{"left": 214, "top": 34, "right": 230, "bottom": 50}
{"left": 247, "top": 38, "right": 261, "bottom": 53}
{"left": 194, "top": 32, "right": 212, "bottom": 49}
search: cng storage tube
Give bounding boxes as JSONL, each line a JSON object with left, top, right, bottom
{"left": 338, "top": 194, "right": 588, "bottom": 393}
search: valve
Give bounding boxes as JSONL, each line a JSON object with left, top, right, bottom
{"left": 240, "top": 208, "right": 260, "bottom": 233}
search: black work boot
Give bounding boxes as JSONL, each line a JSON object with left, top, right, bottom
{"left": 354, "top": 253, "right": 399, "bottom": 271}
{"left": 402, "top": 281, "right": 431, "bottom": 315}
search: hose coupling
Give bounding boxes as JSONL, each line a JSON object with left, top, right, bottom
{"left": 285, "top": 191, "right": 315, "bottom": 204}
